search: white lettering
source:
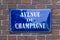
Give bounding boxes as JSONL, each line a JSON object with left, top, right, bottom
{"left": 15, "top": 23, "right": 46, "bottom": 29}
{"left": 20, "top": 12, "right": 40, "bottom": 17}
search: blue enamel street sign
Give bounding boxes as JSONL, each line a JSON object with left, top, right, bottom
{"left": 10, "top": 9, "right": 52, "bottom": 33}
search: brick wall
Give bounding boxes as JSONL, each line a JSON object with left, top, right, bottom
{"left": 0, "top": 0, "right": 60, "bottom": 40}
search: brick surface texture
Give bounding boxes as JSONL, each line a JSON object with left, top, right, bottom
{"left": 0, "top": 0, "right": 60, "bottom": 40}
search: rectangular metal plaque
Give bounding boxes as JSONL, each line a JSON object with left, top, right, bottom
{"left": 10, "top": 9, "right": 52, "bottom": 33}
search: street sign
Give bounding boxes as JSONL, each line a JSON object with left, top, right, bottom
{"left": 10, "top": 9, "right": 52, "bottom": 33}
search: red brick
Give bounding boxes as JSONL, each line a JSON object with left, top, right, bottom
{"left": 2, "top": 20, "right": 9, "bottom": 26}
{"left": 8, "top": 4, "right": 16, "bottom": 9}
{"left": 36, "top": 4, "right": 46, "bottom": 8}
{"left": 52, "top": 0, "right": 58, "bottom": 3}
{"left": 0, "top": 21, "right": 1, "bottom": 25}
{"left": 37, "top": 36, "right": 45, "bottom": 40}
{"left": 0, "top": 15, "right": 7, "bottom": 20}
{"left": 8, "top": 36, "right": 16, "bottom": 40}
{"left": 0, "top": 26, "right": 8, "bottom": 30}
{"left": 53, "top": 15, "right": 60, "bottom": 19}
{"left": 52, "top": 18, "right": 60, "bottom": 24}
{"left": 2, "top": 30, "right": 21, "bottom": 35}
{"left": 46, "top": 35, "right": 60, "bottom": 40}
{"left": 47, "top": 5, "right": 60, "bottom": 9}
{"left": 16, "top": 0, "right": 21, "bottom": 4}
{"left": 18, "top": 36, "right": 36, "bottom": 40}
{"left": 0, "top": 4, "right": 7, "bottom": 10}
{"left": 52, "top": 17, "right": 60, "bottom": 25}
{"left": 2, "top": 30, "right": 10, "bottom": 35}
{"left": 22, "top": 0, "right": 31, "bottom": 4}
{"left": 52, "top": 24, "right": 60, "bottom": 29}
{"left": 3, "top": 0, "right": 16, "bottom": 4}
{"left": 3, "top": 0, "right": 21, "bottom": 4}
{"left": 20, "top": 33, "right": 31, "bottom": 36}
{"left": 0, "top": 20, "right": 9, "bottom": 30}
{"left": 51, "top": 29, "right": 59, "bottom": 35}
{"left": 0, "top": 0, "right": 1, "bottom": 4}
{"left": 0, "top": 30, "right": 1, "bottom": 35}
{"left": 3, "top": 10, "right": 9, "bottom": 15}
{"left": 53, "top": 9, "right": 60, "bottom": 15}
{"left": 53, "top": 9, "right": 59, "bottom": 14}
{"left": 0, "top": 36, "right": 7, "bottom": 40}
{"left": 59, "top": 30, "right": 60, "bottom": 35}
{"left": 18, "top": 4, "right": 35, "bottom": 9}
{"left": 32, "top": 0, "right": 51, "bottom": 5}
{"left": 0, "top": 10, "right": 1, "bottom": 14}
